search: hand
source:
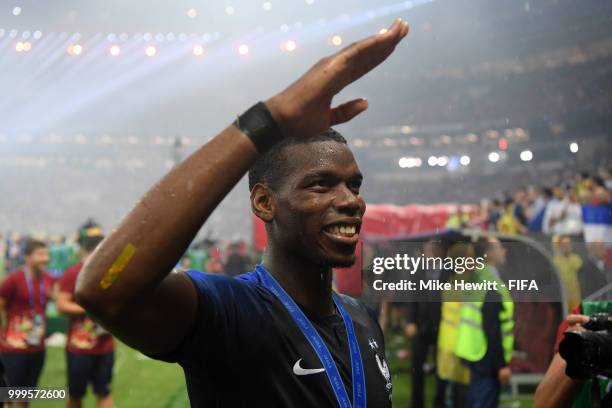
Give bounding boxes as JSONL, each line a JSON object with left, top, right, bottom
{"left": 404, "top": 323, "right": 418, "bottom": 338}
{"left": 566, "top": 314, "right": 589, "bottom": 333}
{"left": 265, "top": 18, "right": 409, "bottom": 137}
{"left": 498, "top": 366, "right": 512, "bottom": 383}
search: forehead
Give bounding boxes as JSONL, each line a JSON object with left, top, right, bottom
{"left": 282, "top": 141, "right": 360, "bottom": 180}
{"left": 28, "top": 247, "right": 48, "bottom": 256}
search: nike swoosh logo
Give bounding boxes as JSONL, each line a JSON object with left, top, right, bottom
{"left": 293, "top": 358, "right": 325, "bottom": 376}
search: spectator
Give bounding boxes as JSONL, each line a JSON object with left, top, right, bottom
{"left": 546, "top": 188, "right": 583, "bottom": 238}
{"left": 0, "top": 239, "right": 53, "bottom": 400}
{"left": 456, "top": 237, "right": 514, "bottom": 408}
{"left": 497, "top": 198, "right": 526, "bottom": 234}
{"left": 57, "top": 232, "right": 114, "bottom": 408}
{"left": 552, "top": 235, "right": 583, "bottom": 313}
{"left": 404, "top": 240, "right": 449, "bottom": 408}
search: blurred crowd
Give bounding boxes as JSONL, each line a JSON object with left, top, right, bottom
{"left": 1, "top": 227, "right": 259, "bottom": 281}
{"left": 445, "top": 168, "right": 612, "bottom": 236}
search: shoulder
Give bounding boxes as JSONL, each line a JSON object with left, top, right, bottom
{"left": 184, "top": 269, "right": 272, "bottom": 309}
{"left": 59, "top": 264, "right": 79, "bottom": 282}
{"left": 337, "top": 293, "right": 379, "bottom": 325}
{"left": 3, "top": 270, "right": 22, "bottom": 284}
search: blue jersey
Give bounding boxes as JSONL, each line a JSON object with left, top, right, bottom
{"left": 151, "top": 269, "right": 392, "bottom": 407}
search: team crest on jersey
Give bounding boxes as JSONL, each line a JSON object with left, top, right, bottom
{"left": 375, "top": 353, "right": 392, "bottom": 392}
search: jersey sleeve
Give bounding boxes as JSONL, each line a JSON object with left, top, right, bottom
{"left": 149, "top": 270, "right": 264, "bottom": 373}
{"left": 58, "top": 267, "right": 77, "bottom": 293}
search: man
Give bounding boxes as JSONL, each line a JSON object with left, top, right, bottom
{"left": 0, "top": 239, "right": 53, "bottom": 407}
{"left": 76, "top": 19, "right": 409, "bottom": 407}
{"left": 57, "top": 230, "right": 113, "bottom": 408}
{"left": 455, "top": 237, "right": 514, "bottom": 408}
{"left": 552, "top": 235, "right": 583, "bottom": 313}
{"left": 404, "top": 240, "right": 448, "bottom": 408}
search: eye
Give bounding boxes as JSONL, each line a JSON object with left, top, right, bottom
{"left": 348, "top": 180, "right": 362, "bottom": 193}
{"left": 309, "top": 179, "right": 332, "bottom": 189}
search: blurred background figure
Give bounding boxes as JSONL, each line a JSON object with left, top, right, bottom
{"left": 404, "top": 239, "right": 449, "bottom": 408}
{"left": 56, "top": 222, "right": 113, "bottom": 408}
{"left": 456, "top": 237, "right": 514, "bottom": 408}
{"left": 0, "top": 239, "right": 53, "bottom": 403}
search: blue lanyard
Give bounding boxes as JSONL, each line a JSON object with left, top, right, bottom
{"left": 24, "top": 269, "right": 45, "bottom": 311}
{"left": 257, "top": 265, "right": 366, "bottom": 408}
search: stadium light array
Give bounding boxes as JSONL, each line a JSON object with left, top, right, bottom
{"left": 399, "top": 157, "right": 422, "bottom": 169}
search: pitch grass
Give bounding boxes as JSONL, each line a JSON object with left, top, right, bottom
{"left": 35, "top": 340, "right": 534, "bottom": 407}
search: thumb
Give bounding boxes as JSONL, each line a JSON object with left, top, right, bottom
{"left": 330, "top": 98, "right": 368, "bottom": 126}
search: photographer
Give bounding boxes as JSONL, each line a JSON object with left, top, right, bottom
{"left": 535, "top": 303, "right": 612, "bottom": 407}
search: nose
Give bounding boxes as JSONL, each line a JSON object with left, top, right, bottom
{"left": 333, "top": 184, "right": 365, "bottom": 216}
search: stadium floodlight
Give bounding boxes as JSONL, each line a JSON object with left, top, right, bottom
{"left": 238, "top": 44, "right": 249, "bottom": 55}
{"left": 488, "top": 152, "right": 500, "bottom": 163}
{"left": 145, "top": 45, "right": 157, "bottom": 57}
{"left": 281, "top": 40, "right": 297, "bottom": 52}
{"left": 520, "top": 150, "right": 533, "bottom": 162}
{"left": 193, "top": 45, "right": 204, "bottom": 57}
{"left": 459, "top": 155, "right": 470, "bottom": 166}
{"left": 570, "top": 142, "right": 579, "bottom": 153}
{"left": 437, "top": 156, "right": 449, "bottom": 166}
{"left": 428, "top": 156, "right": 438, "bottom": 167}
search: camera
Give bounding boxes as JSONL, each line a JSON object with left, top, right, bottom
{"left": 559, "top": 312, "right": 612, "bottom": 380}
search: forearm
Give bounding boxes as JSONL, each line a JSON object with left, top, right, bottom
{"left": 534, "top": 354, "right": 582, "bottom": 408}
{"left": 76, "top": 124, "right": 258, "bottom": 318}
{"left": 56, "top": 298, "right": 87, "bottom": 317}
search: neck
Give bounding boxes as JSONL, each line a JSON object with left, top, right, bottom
{"left": 263, "top": 243, "right": 335, "bottom": 318}
{"left": 26, "top": 264, "right": 41, "bottom": 277}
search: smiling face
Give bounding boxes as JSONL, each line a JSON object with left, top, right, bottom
{"left": 264, "top": 140, "right": 366, "bottom": 268}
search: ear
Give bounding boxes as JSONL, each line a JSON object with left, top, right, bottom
{"left": 251, "top": 183, "right": 275, "bottom": 223}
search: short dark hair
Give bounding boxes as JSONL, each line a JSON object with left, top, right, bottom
{"left": 248, "top": 128, "right": 347, "bottom": 191}
{"left": 24, "top": 239, "right": 46, "bottom": 256}
{"left": 474, "top": 236, "right": 492, "bottom": 259}
{"left": 81, "top": 235, "right": 104, "bottom": 252}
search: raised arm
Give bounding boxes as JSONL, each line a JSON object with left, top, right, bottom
{"left": 75, "top": 19, "right": 409, "bottom": 355}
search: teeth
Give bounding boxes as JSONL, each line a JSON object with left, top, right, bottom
{"left": 326, "top": 224, "right": 357, "bottom": 237}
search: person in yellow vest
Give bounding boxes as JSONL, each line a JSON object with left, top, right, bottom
{"left": 437, "top": 242, "right": 474, "bottom": 408}
{"left": 496, "top": 199, "right": 527, "bottom": 235}
{"left": 456, "top": 237, "right": 514, "bottom": 408}
{"left": 552, "top": 234, "right": 583, "bottom": 314}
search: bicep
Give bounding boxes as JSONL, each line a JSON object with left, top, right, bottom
{"left": 97, "top": 271, "right": 198, "bottom": 356}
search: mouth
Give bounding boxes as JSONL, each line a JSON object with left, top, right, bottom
{"left": 322, "top": 221, "right": 361, "bottom": 245}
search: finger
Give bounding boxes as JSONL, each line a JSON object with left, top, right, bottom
{"left": 330, "top": 19, "right": 409, "bottom": 93}
{"left": 330, "top": 98, "right": 368, "bottom": 125}
{"left": 567, "top": 314, "right": 590, "bottom": 325}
